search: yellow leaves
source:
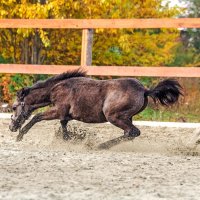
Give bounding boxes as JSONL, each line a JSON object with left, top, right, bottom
{"left": 0, "top": 0, "right": 181, "bottom": 68}
{"left": 47, "top": 3, "right": 53, "bottom": 10}
{"left": 39, "top": 30, "right": 50, "bottom": 47}
{"left": 99, "top": 0, "right": 110, "bottom": 7}
{"left": 9, "top": 46, "right": 14, "bottom": 53}
{"left": 17, "top": 28, "right": 33, "bottom": 38}
{"left": 119, "top": 34, "right": 131, "bottom": 52}
{"left": 111, "top": 10, "right": 120, "bottom": 19}
{"left": 1, "top": 0, "right": 16, "bottom": 6}
{"left": 116, "top": 28, "right": 179, "bottom": 66}
{"left": 10, "top": 2, "right": 51, "bottom": 19}
{"left": 73, "top": 2, "right": 80, "bottom": 10}
{"left": 95, "top": 29, "right": 104, "bottom": 34}
{"left": 0, "top": 10, "right": 8, "bottom": 18}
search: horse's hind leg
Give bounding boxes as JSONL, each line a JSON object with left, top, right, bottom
{"left": 106, "top": 114, "right": 140, "bottom": 137}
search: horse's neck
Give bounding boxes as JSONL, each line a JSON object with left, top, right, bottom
{"left": 26, "top": 87, "right": 51, "bottom": 106}
{"left": 31, "top": 102, "right": 51, "bottom": 110}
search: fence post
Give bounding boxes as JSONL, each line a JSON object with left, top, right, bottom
{"left": 81, "top": 29, "right": 93, "bottom": 67}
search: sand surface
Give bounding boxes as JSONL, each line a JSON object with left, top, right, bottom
{"left": 0, "top": 119, "right": 200, "bottom": 200}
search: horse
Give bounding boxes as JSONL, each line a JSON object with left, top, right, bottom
{"left": 9, "top": 69, "right": 182, "bottom": 141}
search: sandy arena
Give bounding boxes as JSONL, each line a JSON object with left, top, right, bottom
{"left": 0, "top": 118, "right": 200, "bottom": 200}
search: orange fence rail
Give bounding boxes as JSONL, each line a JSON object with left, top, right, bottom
{"left": 0, "top": 64, "right": 200, "bottom": 78}
{"left": 0, "top": 18, "right": 200, "bottom": 77}
{"left": 1, "top": 18, "right": 200, "bottom": 29}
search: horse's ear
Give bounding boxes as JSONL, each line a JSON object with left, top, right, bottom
{"left": 17, "top": 87, "right": 30, "bottom": 100}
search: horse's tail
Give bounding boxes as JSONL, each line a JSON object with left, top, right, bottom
{"left": 145, "top": 79, "right": 183, "bottom": 106}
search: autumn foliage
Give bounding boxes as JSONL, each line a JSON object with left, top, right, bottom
{"left": 0, "top": 0, "right": 183, "bottom": 102}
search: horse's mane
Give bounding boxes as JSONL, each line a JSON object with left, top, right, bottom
{"left": 30, "top": 68, "right": 86, "bottom": 90}
{"left": 17, "top": 68, "right": 87, "bottom": 100}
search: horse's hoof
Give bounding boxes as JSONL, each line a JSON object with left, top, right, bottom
{"left": 63, "top": 134, "right": 71, "bottom": 141}
{"left": 124, "top": 129, "right": 140, "bottom": 138}
{"left": 131, "top": 130, "right": 140, "bottom": 137}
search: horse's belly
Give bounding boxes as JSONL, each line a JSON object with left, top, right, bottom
{"left": 69, "top": 104, "right": 107, "bottom": 123}
{"left": 71, "top": 112, "right": 107, "bottom": 123}
{"left": 74, "top": 116, "right": 107, "bottom": 123}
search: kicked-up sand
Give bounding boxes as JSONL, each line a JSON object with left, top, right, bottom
{"left": 0, "top": 119, "right": 200, "bottom": 200}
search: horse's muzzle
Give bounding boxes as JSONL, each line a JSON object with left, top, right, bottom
{"left": 9, "top": 116, "right": 19, "bottom": 132}
{"left": 9, "top": 124, "right": 18, "bottom": 132}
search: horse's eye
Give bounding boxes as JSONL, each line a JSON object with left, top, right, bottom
{"left": 12, "top": 106, "right": 17, "bottom": 111}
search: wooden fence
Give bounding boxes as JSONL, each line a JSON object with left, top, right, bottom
{"left": 0, "top": 18, "right": 200, "bottom": 77}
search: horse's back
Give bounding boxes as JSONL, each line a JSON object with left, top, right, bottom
{"left": 52, "top": 77, "right": 146, "bottom": 101}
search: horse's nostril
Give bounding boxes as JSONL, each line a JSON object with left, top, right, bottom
{"left": 9, "top": 125, "right": 14, "bottom": 131}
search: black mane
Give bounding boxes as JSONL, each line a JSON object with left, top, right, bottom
{"left": 30, "top": 68, "right": 86, "bottom": 90}
{"left": 17, "top": 68, "right": 87, "bottom": 100}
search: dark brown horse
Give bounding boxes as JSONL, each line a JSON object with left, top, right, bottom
{"left": 9, "top": 69, "right": 182, "bottom": 141}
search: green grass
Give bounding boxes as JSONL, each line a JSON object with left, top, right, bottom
{"left": 134, "top": 107, "right": 199, "bottom": 122}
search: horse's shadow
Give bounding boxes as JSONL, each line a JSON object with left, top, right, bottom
{"left": 98, "top": 136, "right": 135, "bottom": 150}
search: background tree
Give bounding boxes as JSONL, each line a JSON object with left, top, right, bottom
{"left": 182, "top": 0, "right": 200, "bottom": 53}
{"left": 0, "top": 0, "right": 181, "bottom": 66}
{"left": 170, "top": 0, "right": 200, "bottom": 67}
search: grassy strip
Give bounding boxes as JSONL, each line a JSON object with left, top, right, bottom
{"left": 134, "top": 107, "right": 199, "bottom": 123}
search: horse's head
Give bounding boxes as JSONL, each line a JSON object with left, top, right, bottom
{"left": 9, "top": 88, "right": 32, "bottom": 132}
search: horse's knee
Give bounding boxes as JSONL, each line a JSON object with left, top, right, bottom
{"left": 32, "top": 113, "right": 43, "bottom": 122}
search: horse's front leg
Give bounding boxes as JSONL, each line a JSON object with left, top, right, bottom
{"left": 16, "top": 108, "right": 59, "bottom": 141}
{"left": 60, "top": 119, "right": 71, "bottom": 140}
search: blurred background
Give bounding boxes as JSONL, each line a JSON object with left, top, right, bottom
{"left": 0, "top": 0, "right": 199, "bottom": 122}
